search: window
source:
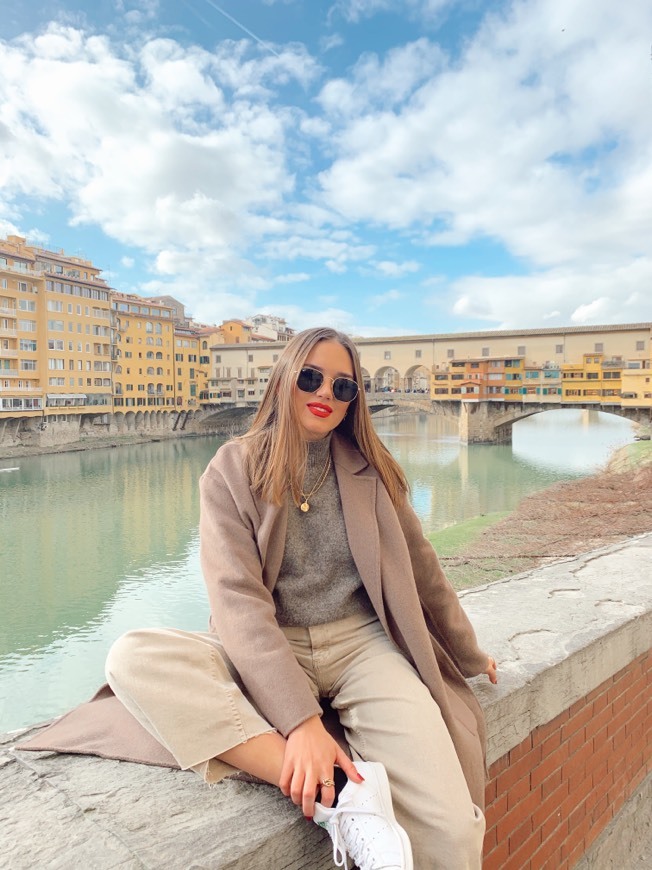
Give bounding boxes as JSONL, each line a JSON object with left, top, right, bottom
{"left": 215, "top": 355, "right": 221, "bottom": 363}
{"left": 47, "top": 320, "right": 64, "bottom": 331}
{"left": 555, "top": 344, "right": 563, "bottom": 354}
{"left": 482, "top": 347, "right": 489, "bottom": 357}
{"left": 636, "top": 341, "right": 645, "bottom": 351}
{"left": 19, "top": 319, "right": 37, "bottom": 332}
{"left": 517, "top": 346, "right": 526, "bottom": 356}
{"left": 384, "top": 351, "right": 391, "bottom": 360}
{"left": 415, "top": 350, "right": 422, "bottom": 359}
{"left": 447, "top": 349, "right": 455, "bottom": 359}
{"left": 20, "top": 339, "right": 37, "bottom": 352}
{"left": 48, "top": 358, "right": 65, "bottom": 370}
{"left": 272, "top": 354, "right": 278, "bottom": 362}
{"left": 48, "top": 339, "right": 64, "bottom": 351}
{"left": 18, "top": 299, "right": 36, "bottom": 312}
{"left": 20, "top": 359, "right": 37, "bottom": 370}
{"left": 594, "top": 343, "right": 604, "bottom": 353}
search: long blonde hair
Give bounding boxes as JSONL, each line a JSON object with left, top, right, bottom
{"left": 240, "top": 327, "right": 409, "bottom": 507}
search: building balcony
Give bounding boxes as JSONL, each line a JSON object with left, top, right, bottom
{"left": 0, "top": 368, "right": 19, "bottom": 377}
{"left": 0, "top": 383, "right": 41, "bottom": 392}
{"left": 0, "top": 348, "right": 19, "bottom": 358}
{"left": 0, "top": 327, "right": 17, "bottom": 337}
{"left": 0, "top": 306, "right": 17, "bottom": 316}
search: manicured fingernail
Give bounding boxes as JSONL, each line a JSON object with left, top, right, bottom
{"left": 358, "top": 775, "right": 365, "bottom": 781}
{"left": 305, "top": 816, "right": 313, "bottom": 822}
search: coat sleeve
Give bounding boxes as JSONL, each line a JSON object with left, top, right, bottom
{"left": 396, "top": 496, "right": 489, "bottom": 678}
{"left": 199, "top": 452, "right": 322, "bottom": 737}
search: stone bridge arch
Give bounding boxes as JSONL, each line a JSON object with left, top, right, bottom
{"left": 403, "top": 364, "right": 430, "bottom": 394}
{"left": 372, "top": 365, "right": 400, "bottom": 393}
{"left": 457, "top": 401, "right": 649, "bottom": 444}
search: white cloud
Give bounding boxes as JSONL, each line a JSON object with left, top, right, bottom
{"left": 120, "top": 256, "right": 135, "bottom": 268}
{"left": 368, "top": 288, "right": 403, "bottom": 308}
{"left": 317, "top": 38, "right": 444, "bottom": 117}
{"left": 445, "top": 257, "right": 652, "bottom": 329}
{"left": 330, "top": 0, "right": 453, "bottom": 24}
{"left": 2, "top": 1, "right": 651, "bottom": 335}
{"left": 373, "top": 259, "right": 420, "bottom": 277}
{"left": 272, "top": 272, "right": 311, "bottom": 284}
{"left": 570, "top": 298, "right": 611, "bottom": 324}
{"left": 315, "top": 0, "right": 652, "bottom": 327}
{"left": 0, "top": 23, "right": 315, "bottom": 295}
{"left": 320, "top": 33, "right": 344, "bottom": 53}
{"left": 262, "top": 233, "right": 376, "bottom": 268}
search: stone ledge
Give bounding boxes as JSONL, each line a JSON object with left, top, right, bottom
{"left": 3, "top": 533, "right": 651, "bottom": 869}
{"left": 462, "top": 532, "right": 651, "bottom": 765}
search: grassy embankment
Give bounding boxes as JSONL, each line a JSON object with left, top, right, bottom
{"left": 429, "top": 437, "right": 652, "bottom": 590}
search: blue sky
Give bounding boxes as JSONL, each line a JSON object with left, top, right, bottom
{"left": 1, "top": 0, "right": 651, "bottom": 335}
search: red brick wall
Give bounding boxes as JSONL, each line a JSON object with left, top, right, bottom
{"left": 483, "top": 650, "right": 651, "bottom": 870}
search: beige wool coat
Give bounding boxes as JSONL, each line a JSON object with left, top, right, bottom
{"left": 199, "top": 433, "right": 489, "bottom": 808}
{"left": 19, "top": 432, "right": 489, "bottom": 808}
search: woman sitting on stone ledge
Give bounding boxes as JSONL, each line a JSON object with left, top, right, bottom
{"left": 23, "top": 327, "right": 498, "bottom": 870}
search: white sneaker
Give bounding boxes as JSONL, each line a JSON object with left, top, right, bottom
{"left": 313, "top": 761, "right": 413, "bottom": 870}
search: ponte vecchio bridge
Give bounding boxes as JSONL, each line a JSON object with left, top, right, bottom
{"left": 201, "top": 323, "right": 652, "bottom": 444}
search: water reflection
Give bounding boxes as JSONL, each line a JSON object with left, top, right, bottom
{"left": 0, "top": 438, "right": 224, "bottom": 657}
{"left": 0, "top": 410, "right": 635, "bottom": 731}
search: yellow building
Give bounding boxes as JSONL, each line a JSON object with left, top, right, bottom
{"left": 196, "top": 326, "right": 224, "bottom": 402}
{"left": 620, "top": 361, "right": 652, "bottom": 408}
{"left": 1, "top": 235, "right": 112, "bottom": 423}
{"left": 220, "top": 319, "right": 255, "bottom": 344}
{"left": 112, "top": 293, "right": 205, "bottom": 412}
{"left": 173, "top": 325, "right": 201, "bottom": 408}
{"left": 562, "top": 353, "right": 623, "bottom": 405}
{"left": 112, "top": 292, "right": 175, "bottom": 408}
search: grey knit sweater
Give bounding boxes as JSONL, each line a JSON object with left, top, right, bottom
{"left": 273, "top": 434, "right": 374, "bottom": 626}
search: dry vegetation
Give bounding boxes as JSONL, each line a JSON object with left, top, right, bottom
{"left": 442, "top": 451, "right": 652, "bottom": 589}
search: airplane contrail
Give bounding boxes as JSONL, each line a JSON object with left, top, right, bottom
{"left": 199, "top": 0, "right": 281, "bottom": 57}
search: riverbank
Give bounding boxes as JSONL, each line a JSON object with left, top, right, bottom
{"left": 433, "top": 439, "right": 652, "bottom": 589}
{"left": 0, "top": 428, "right": 220, "bottom": 462}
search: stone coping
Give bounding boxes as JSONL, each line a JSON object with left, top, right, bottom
{"left": 463, "top": 532, "right": 651, "bottom": 765}
{"left": 2, "top": 533, "right": 650, "bottom": 868}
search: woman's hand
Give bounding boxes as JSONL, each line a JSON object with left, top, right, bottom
{"left": 279, "top": 715, "right": 363, "bottom": 818}
{"left": 484, "top": 655, "right": 498, "bottom": 684}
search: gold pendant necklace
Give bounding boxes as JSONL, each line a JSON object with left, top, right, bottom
{"left": 299, "top": 452, "right": 331, "bottom": 512}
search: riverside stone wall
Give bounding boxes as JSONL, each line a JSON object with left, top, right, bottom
{"left": 3, "top": 535, "right": 651, "bottom": 869}
{"left": 483, "top": 651, "right": 651, "bottom": 869}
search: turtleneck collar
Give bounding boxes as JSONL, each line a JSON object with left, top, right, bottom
{"left": 305, "top": 432, "right": 332, "bottom": 470}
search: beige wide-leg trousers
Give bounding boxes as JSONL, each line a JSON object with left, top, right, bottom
{"left": 106, "top": 611, "right": 485, "bottom": 869}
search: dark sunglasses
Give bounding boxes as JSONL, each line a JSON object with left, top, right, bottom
{"left": 295, "top": 366, "right": 359, "bottom": 403}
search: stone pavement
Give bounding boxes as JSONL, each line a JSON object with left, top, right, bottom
{"left": 2, "top": 533, "right": 651, "bottom": 869}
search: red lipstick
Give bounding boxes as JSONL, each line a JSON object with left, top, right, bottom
{"left": 307, "top": 402, "right": 332, "bottom": 418}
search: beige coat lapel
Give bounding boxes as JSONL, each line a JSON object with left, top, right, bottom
{"left": 331, "top": 434, "right": 388, "bottom": 629}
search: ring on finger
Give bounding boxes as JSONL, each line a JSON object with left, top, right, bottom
{"left": 320, "top": 778, "right": 335, "bottom": 788}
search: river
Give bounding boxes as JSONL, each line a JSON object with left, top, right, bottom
{"left": 0, "top": 408, "right": 635, "bottom": 732}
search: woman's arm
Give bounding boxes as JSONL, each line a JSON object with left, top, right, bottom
{"left": 199, "top": 458, "right": 322, "bottom": 737}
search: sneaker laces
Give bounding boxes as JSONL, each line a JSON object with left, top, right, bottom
{"left": 324, "top": 804, "right": 400, "bottom": 870}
